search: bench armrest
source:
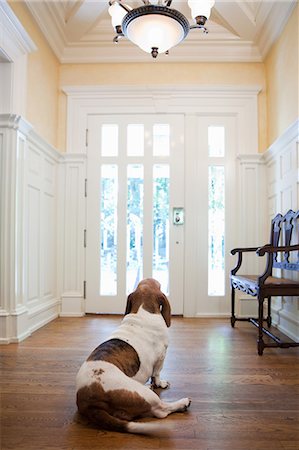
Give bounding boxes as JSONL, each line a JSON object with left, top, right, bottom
{"left": 257, "top": 244, "right": 299, "bottom": 256}
{"left": 231, "top": 247, "right": 259, "bottom": 255}
{"left": 230, "top": 246, "right": 266, "bottom": 275}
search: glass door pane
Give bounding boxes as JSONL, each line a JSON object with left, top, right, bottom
{"left": 208, "top": 165, "right": 225, "bottom": 296}
{"left": 127, "top": 164, "right": 144, "bottom": 293}
{"left": 100, "top": 164, "right": 118, "bottom": 295}
{"left": 153, "top": 164, "right": 170, "bottom": 294}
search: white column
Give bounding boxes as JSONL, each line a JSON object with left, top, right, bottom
{"left": 0, "top": 115, "right": 32, "bottom": 342}
{"left": 59, "top": 154, "right": 86, "bottom": 316}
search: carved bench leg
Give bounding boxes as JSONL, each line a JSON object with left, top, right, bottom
{"left": 257, "top": 295, "right": 265, "bottom": 355}
{"left": 231, "top": 286, "right": 236, "bottom": 328}
{"left": 267, "top": 296, "right": 272, "bottom": 328}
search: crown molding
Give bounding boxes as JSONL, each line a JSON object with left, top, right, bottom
{"left": 62, "top": 84, "right": 262, "bottom": 99}
{"left": 60, "top": 40, "right": 262, "bottom": 63}
{"left": 23, "top": 0, "right": 295, "bottom": 64}
{"left": 25, "top": 0, "right": 66, "bottom": 60}
{"left": 257, "top": 0, "right": 297, "bottom": 59}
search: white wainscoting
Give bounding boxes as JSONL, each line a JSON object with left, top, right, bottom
{"left": 0, "top": 114, "right": 61, "bottom": 343}
{"left": 263, "top": 119, "right": 299, "bottom": 341}
{"left": 1, "top": 109, "right": 297, "bottom": 344}
{"left": 232, "top": 154, "right": 268, "bottom": 318}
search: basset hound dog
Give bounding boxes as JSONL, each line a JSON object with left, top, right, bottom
{"left": 76, "top": 278, "right": 191, "bottom": 434}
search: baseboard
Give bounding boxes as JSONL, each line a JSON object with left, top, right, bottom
{"left": 0, "top": 298, "right": 60, "bottom": 344}
{"left": 60, "top": 295, "right": 85, "bottom": 316}
{"left": 272, "top": 306, "right": 299, "bottom": 342}
{"left": 195, "top": 313, "right": 230, "bottom": 318}
{"left": 59, "top": 312, "right": 85, "bottom": 317}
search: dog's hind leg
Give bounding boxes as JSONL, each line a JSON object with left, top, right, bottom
{"left": 150, "top": 397, "right": 191, "bottom": 418}
{"left": 140, "top": 384, "right": 191, "bottom": 418}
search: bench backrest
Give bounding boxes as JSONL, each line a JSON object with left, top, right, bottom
{"left": 270, "top": 209, "right": 299, "bottom": 271}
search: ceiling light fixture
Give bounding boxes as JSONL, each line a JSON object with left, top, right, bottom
{"left": 108, "top": 0, "right": 215, "bottom": 58}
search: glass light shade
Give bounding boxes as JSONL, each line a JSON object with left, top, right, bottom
{"left": 123, "top": 11, "right": 188, "bottom": 54}
{"left": 108, "top": 2, "right": 128, "bottom": 28}
{"left": 188, "top": 0, "right": 215, "bottom": 20}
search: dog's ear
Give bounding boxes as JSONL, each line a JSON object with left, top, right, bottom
{"left": 160, "top": 294, "right": 171, "bottom": 327}
{"left": 125, "top": 293, "right": 133, "bottom": 315}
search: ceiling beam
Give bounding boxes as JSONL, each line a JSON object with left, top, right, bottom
{"left": 214, "top": 0, "right": 259, "bottom": 41}
{"left": 64, "top": 0, "right": 107, "bottom": 41}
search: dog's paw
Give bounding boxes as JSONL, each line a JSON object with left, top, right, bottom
{"left": 181, "top": 397, "right": 191, "bottom": 411}
{"left": 152, "top": 379, "right": 170, "bottom": 389}
{"left": 151, "top": 377, "right": 170, "bottom": 389}
{"left": 159, "top": 380, "right": 170, "bottom": 389}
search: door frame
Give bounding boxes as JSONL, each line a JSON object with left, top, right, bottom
{"left": 61, "top": 84, "right": 263, "bottom": 317}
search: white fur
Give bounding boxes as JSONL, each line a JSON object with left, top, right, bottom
{"left": 108, "top": 306, "right": 169, "bottom": 384}
{"left": 76, "top": 306, "right": 169, "bottom": 390}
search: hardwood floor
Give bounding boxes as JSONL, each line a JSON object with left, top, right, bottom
{"left": 1, "top": 316, "right": 299, "bottom": 450}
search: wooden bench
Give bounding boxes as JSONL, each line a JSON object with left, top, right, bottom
{"left": 230, "top": 209, "right": 299, "bottom": 355}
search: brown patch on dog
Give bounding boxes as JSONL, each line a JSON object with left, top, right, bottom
{"left": 125, "top": 278, "right": 171, "bottom": 327}
{"left": 76, "top": 382, "right": 153, "bottom": 432}
{"left": 87, "top": 339, "right": 140, "bottom": 377}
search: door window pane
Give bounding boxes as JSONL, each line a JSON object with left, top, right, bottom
{"left": 153, "top": 124, "right": 170, "bottom": 156}
{"left": 127, "top": 165, "right": 144, "bottom": 293}
{"left": 101, "top": 124, "right": 118, "bottom": 156}
{"left": 208, "top": 126, "right": 225, "bottom": 157}
{"left": 127, "top": 124, "right": 144, "bottom": 156}
{"left": 208, "top": 165, "right": 225, "bottom": 296}
{"left": 153, "top": 164, "right": 169, "bottom": 293}
{"left": 100, "top": 165, "right": 118, "bottom": 295}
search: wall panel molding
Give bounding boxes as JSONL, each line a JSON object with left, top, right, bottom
{"left": 0, "top": 114, "right": 61, "bottom": 343}
{"left": 263, "top": 118, "right": 299, "bottom": 340}
{"left": 59, "top": 154, "right": 86, "bottom": 317}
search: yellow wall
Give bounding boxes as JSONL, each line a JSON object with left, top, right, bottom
{"left": 8, "top": 1, "right": 60, "bottom": 149}
{"left": 265, "top": 5, "right": 298, "bottom": 147}
{"left": 59, "top": 62, "right": 267, "bottom": 152}
{"left": 9, "top": 2, "right": 298, "bottom": 152}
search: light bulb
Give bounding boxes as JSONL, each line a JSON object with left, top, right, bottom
{"left": 108, "top": 2, "right": 128, "bottom": 29}
{"left": 188, "top": 0, "right": 215, "bottom": 20}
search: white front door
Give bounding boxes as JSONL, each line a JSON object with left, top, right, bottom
{"left": 85, "top": 114, "right": 184, "bottom": 314}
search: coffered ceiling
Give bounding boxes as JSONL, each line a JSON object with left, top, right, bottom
{"left": 24, "top": 0, "right": 297, "bottom": 63}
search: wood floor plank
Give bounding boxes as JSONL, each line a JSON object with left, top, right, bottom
{"left": 1, "top": 316, "right": 298, "bottom": 450}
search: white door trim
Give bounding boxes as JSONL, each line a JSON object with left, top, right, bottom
{"left": 62, "top": 84, "right": 261, "bottom": 156}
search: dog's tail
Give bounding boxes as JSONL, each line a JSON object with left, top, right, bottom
{"left": 84, "top": 408, "right": 172, "bottom": 435}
